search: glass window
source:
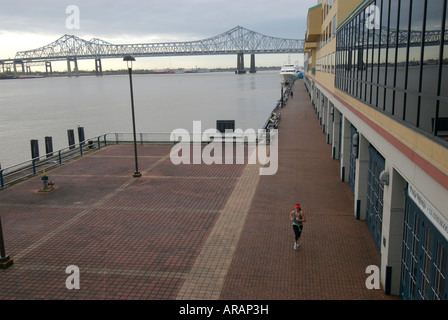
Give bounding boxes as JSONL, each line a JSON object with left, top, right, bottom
{"left": 436, "top": 0, "right": 448, "bottom": 139}
{"left": 353, "top": 18, "right": 359, "bottom": 94}
{"left": 395, "top": 0, "right": 411, "bottom": 119}
{"left": 396, "top": 0, "right": 411, "bottom": 90}
{"left": 420, "top": 227, "right": 434, "bottom": 299}
{"left": 378, "top": 0, "right": 389, "bottom": 109}
{"left": 420, "top": 0, "right": 444, "bottom": 134}
{"left": 395, "top": 91, "right": 405, "bottom": 119}
{"left": 441, "top": 1, "right": 448, "bottom": 99}
{"left": 371, "top": 1, "right": 381, "bottom": 106}
{"left": 334, "top": 0, "right": 447, "bottom": 143}
{"left": 366, "top": 7, "right": 376, "bottom": 105}
{"left": 421, "top": 0, "right": 443, "bottom": 96}
{"left": 333, "top": 15, "right": 337, "bottom": 37}
{"left": 433, "top": 243, "right": 447, "bottom": 299}
{"left": 406, "top": 93, "right": 419, "bottom": 126}
{"left": 385, "top": 0, "right": 399, "bottom": 115}
{"left": 357, "top": 14, "right": 364, "bottom": 98}
{"left": 407, "top": 0, "right": 424, "bottom": 94}
{"left": 405, "top": 0, "right": 425, "bottom": 124}
{"left": 419, "top": 97, "right": 438, "bottom": 134}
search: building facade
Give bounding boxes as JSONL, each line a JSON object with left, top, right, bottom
{"left": 304, "top": 0, "right": 448, "bottom": 299}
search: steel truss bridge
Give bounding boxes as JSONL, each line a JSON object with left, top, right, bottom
{"left": 0, "top": 26, "right": 304, "bottom": 75}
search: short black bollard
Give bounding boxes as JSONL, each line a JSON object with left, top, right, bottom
{"left": 0, "top": 217, "right": 13, "bottom": 269}
{"left": 67, "top": 129, "right": 75, "bottom": 150}
{"left": 45, "top": 136, "right": 53, "bottom": 158}
{"left": 30, "top": 139, "right": 40, "bottom": 160}
{"left": 77, "top": 126, "right": 85, "bottom": 144}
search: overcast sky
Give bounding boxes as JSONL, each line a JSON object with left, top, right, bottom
{"left": 0, "top": 0, "right": 318, "bottom": 70}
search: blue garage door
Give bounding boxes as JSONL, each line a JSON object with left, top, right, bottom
{"left": 366, "top": 145, "right": 385, "bottom": 250}
{"left": 400, "top": 191, "right": 448, "bottom": 300}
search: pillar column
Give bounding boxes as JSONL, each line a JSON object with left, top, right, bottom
{"left": 67, "top": 58, "right": 72, "bottom": 77}
{"left": 236, "top": 53, "right": 246, "bottom": 74}
{"left": 332, "top": 107, "right": 341, "bottom": 160}
{"left": 95, "top": 58, "right": 102, "bottom": 76}
{"left": 354, "top": 133, "right": 369, "bottom": 220}
{"left": 45, "top": 61, "right": 52, "bottom": 76}
{"left": 67, "top": 58, "right": 79, "bottom": 77}
{"left": 340, "top": 116, "right": 351, "bottom": 182}
{"left": 249, "top": 53, "right": 256, "bottom": 73}
{"left": 13, "top": 61, "right": 24, "bottom": 75}
{"left": 380, "top": 168, "right": 405, "bottom": 295}
{"left": 325, "top": 101, "right": 333, "bottom": 145}
{"left": 73, "top": 58, "right": 79, "bottom": 76}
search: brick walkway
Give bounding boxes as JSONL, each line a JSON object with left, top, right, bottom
{"left": 0, "top": 81, "right": 395, "bottom": 300}
{"left": 220, "top": 81, "right": 396, "bottom": 300}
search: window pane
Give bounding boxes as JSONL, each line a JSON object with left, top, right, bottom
{"left": 386, "top": 0, "right": 399, "bottom": 114}
{"left": 437, "top": 101, "right": 448, "bottom": 139}
{"left": 421, "top": 228, "right": 434, "bottom": 299}
{"left": 386, "top": 88, "right": 394, "bottom": 114}
{"left": 377, "top": 0, "right": 389, "bottom": 109}
{"left": 421, "top": 0, "right": 444, "bottom": 96}
{"left": 396, "top": 0, "right": 411, "bottom": 91}
{"left": 419, "top": 97, "right": 437, "bottom": 134}
{"left": 434, "top": 243, "right": 447, "bottom": 299}
{"left": 372, "top": 0, "right": 382, "bottom": 93}
{"left": 395, "top": 90, "right": 405, "bottom": 119}
{"left": 407, "top": 0, "right": 425, "bottom": 93}
{"left": 441, "top": 0, "right": 448, "bottom": 98}
{"left": 406, "top": 93, "right": 419, "bottom": 126}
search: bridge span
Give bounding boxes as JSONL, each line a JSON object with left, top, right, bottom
{"left": 0, "top": 26, "right": 304, "bottom": 76}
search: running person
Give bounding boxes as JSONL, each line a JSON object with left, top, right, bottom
{"left": 290, "top": 204, "right": 306, "bottom": 249}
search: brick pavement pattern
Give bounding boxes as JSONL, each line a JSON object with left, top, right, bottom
{"left": 220, "top": 82, "right": 395, "bottom": 300}
{"left": 0, "top": 81, "right": 395, "bottom": 300}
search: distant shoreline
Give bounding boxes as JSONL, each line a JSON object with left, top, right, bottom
{"left": 0, "top": 66, "right": 281, "bottom": 79}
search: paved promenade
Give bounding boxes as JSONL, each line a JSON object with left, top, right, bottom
{"left": 0, "top": 81, "right": 395, "bottom": 300}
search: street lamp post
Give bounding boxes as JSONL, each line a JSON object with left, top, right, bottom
{"left": 123, "top": 55, "right": 141, "bottom": 178}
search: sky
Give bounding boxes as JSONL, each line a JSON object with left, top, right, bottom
{"left": 0, "top": 0, "right": 318, "bottom": 71}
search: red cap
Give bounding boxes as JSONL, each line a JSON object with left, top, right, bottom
{"left": 295, "top": 204, "right": 300, "bottom": 208}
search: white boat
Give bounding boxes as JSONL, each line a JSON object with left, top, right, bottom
{"left": 279, "top": 63, "right": 302, "bottom": 84}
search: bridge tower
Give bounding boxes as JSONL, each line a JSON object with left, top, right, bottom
{"left": 249, "top": 53, "right": 256, "bottom": 74}
{"left": 67, "top": 58, "right": 79, "bottom": 77}
{"left": 45, "top": 61, "right": 52, "bottom": 76}
{"left": 236, "top": 52, "right": 246, "bottom": 74}
{"left": 95, "top": 58, "right": 102, "bottom": 76}
{"left": 13, "top": 60, "right": 24, "bottom": 75}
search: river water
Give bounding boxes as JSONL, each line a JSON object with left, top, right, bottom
{"left": 0, "top": 70, "right": 282, "bottom": 168}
